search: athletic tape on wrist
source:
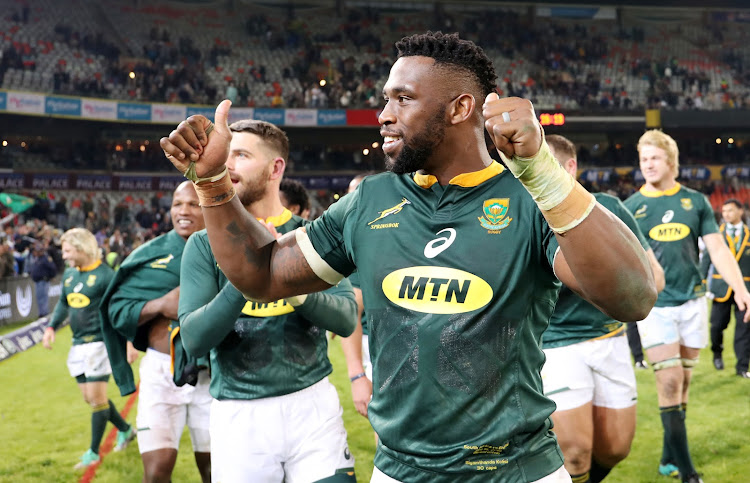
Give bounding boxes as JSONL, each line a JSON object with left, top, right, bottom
{"left": 500, "top": 140, "right": 595, "bottom": 234}
{"left": 194, "top": 171, "right": 236, "bottom": 207}
{"left": 285, "top": 294, "right": 308, "bottom": 306}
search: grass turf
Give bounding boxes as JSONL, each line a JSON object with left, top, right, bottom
{"left": 1, "top": 322, "right": 748, "bottom": 482}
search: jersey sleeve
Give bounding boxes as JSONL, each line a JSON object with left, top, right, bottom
{"left": 291, "top": 277, "right": 357, "bottom": 337}
{"left": 178, "top": 233, "right": 246, "bottom": 357}
{"left": 698, "top": 194, "right": 720, "bottom": 236}
{"left": 301, "top": 187, "right": 359, "bottom": 282}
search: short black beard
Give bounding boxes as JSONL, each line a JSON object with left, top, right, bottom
{"left": 385, "top": 110, "right": 445, "bottom": 175}
{"left": 385, "top": 143, "right": 432, "bottom": 174}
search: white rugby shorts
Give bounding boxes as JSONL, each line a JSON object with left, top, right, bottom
{"left": 136, "top": 349, "right": 211, "bottom": 454}
{"left": 542, "top": 335, "right": 637, "bottom": 411}
{"left": 636, "top": 297, "right": 708, "bottom": 350}
{"left": 66, "top": 341, "right": 111, "bottom": 378}
{"left": 210, "top": 377, "right": 354, "bottom": 483}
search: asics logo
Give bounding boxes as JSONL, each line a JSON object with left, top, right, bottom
{"left": 424, "top": 228, "right": 456, "bottom": 259}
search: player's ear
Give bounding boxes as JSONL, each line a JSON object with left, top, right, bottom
{"left": 448, "top": 93, "right": 475, "bottom": 125}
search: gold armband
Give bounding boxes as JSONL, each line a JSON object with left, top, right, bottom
{"left": 194, "top": 170, "right": 236, "bottom": 207}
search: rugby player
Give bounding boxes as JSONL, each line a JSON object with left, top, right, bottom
{"left": 101, "top": 181, "right": 211, "bottom": 483}
{"left": 541, "top": 134, "right": 664, "bottom": 483}
{"left": 177, "top": 119, "right": 357, "bottom": 482}
{"left": 279, "top": 177, "right": 311, "bottom": 219}
{"left": 162, "top": 31, "right": 657, "bottom": 482}
{"left": 338, "top": 173, "right": 374, "bottom": 420}
{"left": 625, "top": 130, "right": 750, "bottom": 483}
{"left": 42, "top": 228, "right": 135, "bottom": 469}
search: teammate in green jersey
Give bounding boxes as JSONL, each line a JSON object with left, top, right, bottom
{"left": 101, "top": 181, "right": 211, "bottom": 483}
{"left": 338, "top": 174, "right": 375, "bottom": 421}
{"left": 162, "top": 32, "right": 657, "bottom": 482}
{"left": 42, "top": 228, "right": 135, "bottom": 469}
{"left": 624, "top": 130, "right": 750, "bottom": 483}
{"left": 542, "top": 135, "right": 665, "bottom": 483}
{"left": 177, "top": 119, "right": 357, "bottom": 482}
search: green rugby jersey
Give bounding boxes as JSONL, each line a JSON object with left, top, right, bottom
{"left": 625, "top": 183, "right": 718, "bottom": 307}
{"left": 543, "top": 193, "right": 651, "bottom": 349}
{"left": 180, "top": 210, "right": 355, "bottom": 400}
{"left": 347, "top": 270, "right": 369, "bottom": 336}
{"left": 101, "top": 229, "right": 190, "bottom": 395}
{"left": 306, "top": 161, "right": 564, "bottom": 482}
{"left": 49, "top": 261, "right": 114, "bottom": 345}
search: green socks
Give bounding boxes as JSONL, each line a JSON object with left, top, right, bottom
{"left": 90, "top": 402, "right": 110, "bottom": 454}
{"left": 589, "top": 459, "right": 612, "bottom": 483}
{"left": 660, "top": 405, "right": 696, "bottom": 479}
{"left": 107, "top": 399, "right": 130, "bottom": 432}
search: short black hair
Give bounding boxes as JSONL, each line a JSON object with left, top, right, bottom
{"left": 279, "top": 178, "right": 310, "bottom": 214}
{"left": 395, "top": 31, "right": 497, "bottom": 97}
{"left": 723, "top": 198, "right": 743, "bottom": 209}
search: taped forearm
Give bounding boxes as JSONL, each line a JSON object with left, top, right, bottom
{"left": 501, "top": 141, "right": 596, "bottom": 234}
{"left": 290, "top": 291, "right": 357, "bottom": 337}
{"left": 180, "top": 283, "right": 247, "bottom": 357}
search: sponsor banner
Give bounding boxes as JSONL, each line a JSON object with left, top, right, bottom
{"left": 329, "top": 176, "right": 353, "bottom": 189}
{"left": 0, "top": 319, "right": 47, "bottom": 362}
{"left": 346, "top": 109, "right": 379, "bottom": 126}
{"left": 0, "top": 276, "right": 38, "bottom": 326}
{"left": 228, "top": 107, "right": 254, "bottom": 124}
{"left": 721, "top": 165, "right": 750, "bottom": 179}
{"left": 0, "top": 91, "right": 6, "bottom": 110}
{"left": 580, "top": 168, "right": 615, "bottom": 184}
{"left": 157, "top": 176, "right": 186, "bottom": 191}
{"left": 0, "top": 173, "right": 26, "bottom": 189}
{"left": 75, "top": 174, "right": 113, "bottom": 190}
{"left": 305, "top": 176, "right": 332, "bottom": 190}
{"left": 317, "top": 109, "right": 347, "bottom": 126}
{"left": 186, "top": 106, "right": 216, "bottom": 121}
{"left": 82, "top": 98, "right": 117, "bottom": 120}
{"left": 45, "top": 96, "right": 81, "bottom": 116}
{"left": 30, "top": 173, "right": 71, "bottom": 190}
{"left": 285, "top": 109, "right": 317, "bottom": 126}
{"left": 537, "top": 6, "right": 616, "bottom": 19}
{"left": 679, "top": 166, "right": 711, "bottom": 180}
{"left": 117, "top": 176, "right": 154, "bottom": 191}
{"left": 117, "top": 102, "right": 151, "bottom": 121}
{"left": 0, "top": 274, "right": 61, "bottom": 361}
{"left": 253, "top": 108, "right": 284, "bottom": 125}
{"left": 151, "top": 103, "right": 187, "bottom": 124}
{"left": 6, "top": 91, "right": 45, "bottom": 114}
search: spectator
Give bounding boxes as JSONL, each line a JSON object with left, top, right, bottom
{"left": 26, "top": 243, "right": 58, "bottom": 317}
{"left": 0, "top": 241, "right": 16, "bottom": 277}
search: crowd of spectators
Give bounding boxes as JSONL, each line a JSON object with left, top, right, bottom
{"left": 1, "top": 3, "right": 749, "bottom": 111}
{"left": 0, "top": 189, "right": 176, "bottom": 281}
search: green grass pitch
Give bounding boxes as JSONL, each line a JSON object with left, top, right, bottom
{"left": 1, "top": 322, "right": 748, "bottom": 482}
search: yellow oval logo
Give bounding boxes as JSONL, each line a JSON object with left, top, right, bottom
{"left": 241, "top": 299, "right": 295, "bottom": 317}
{"left": 67, "top": 293, "right": 91, "bottom": 308}
{"left": 382, "top": 266, "right": 493, "bottom": 314}
{"left": 649, "top": 223, "right": 691, "bottom": 242}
